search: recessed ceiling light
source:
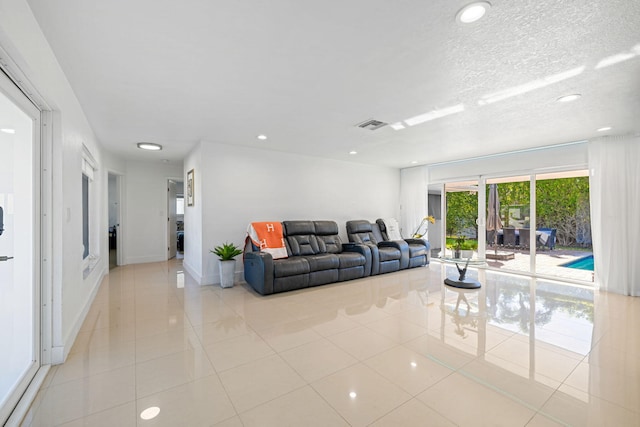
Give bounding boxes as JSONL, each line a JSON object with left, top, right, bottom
{"left": 456, "top": 2, "right": 491, "bottom": 24}
{"left": 257, "top": 134, "right": 267, "bottom": 140}
{"left": 137, "top": 142, "right": 162, "bottom": 151}
{"left": 597, "top": 126, "right": 612, "bottom": 132}
{"left": 1, "top": 128, "right": 16, "bottom": 134}
{"left": 556, "top": 94, "right": 582, "bottom": 103}
{"left": 411, "top": 161, "right": 418, "bottom": 164}
{"left": 349, "top": 392, "right": 357, "bottom": 399}
{"left": 390, "top": 122, "right": 406, "bottom": 130}
{"left": 140, "top": 407, "right": 160, "bottom": 420}
{"left": 349, "top": 150, "right": 357, "bottom": 155}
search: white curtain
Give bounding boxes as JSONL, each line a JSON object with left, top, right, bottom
{"left": 400, "top": 166, "right": 428, "bottom": 239}
{"left": 588, "top": 135, "right": 640, "bottom": 296}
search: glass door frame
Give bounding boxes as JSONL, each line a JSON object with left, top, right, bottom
{"left": 481, "top": 172, "right": 537, "bottom": 275}
{"left": 436, "top": 172, "right": 538, "bottom": 274}
{"left": 435, "top": 166, "right": 592, "bottom": 285}
{"left": 0, "top": 67, "right": 50, "bottom": 424}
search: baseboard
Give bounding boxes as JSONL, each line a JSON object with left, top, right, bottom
{"left": 125, "top": 254, "right": 166, "bottom": 264}
{"left": 182, "top": 259, "right": 203, "bottom": 285}
{"left": 53, "top": 266, "right": 106, "bottom": 364}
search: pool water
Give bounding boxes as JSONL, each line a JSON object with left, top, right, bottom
{"left": 561, "top": 255, "right": 594, "bottom": 271}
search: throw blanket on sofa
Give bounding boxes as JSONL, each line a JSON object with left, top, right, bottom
{"left": 247, "top": 222, "right": 288, "bottom": 259}
{"left": 383, "top": 218, "right": 403, "bottom": 240}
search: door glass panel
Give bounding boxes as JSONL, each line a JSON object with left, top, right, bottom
{"left": 445, "top": 180, "right": 479, "bottom": 259}
{"left": 0, "top": 88, "right": 36, "bottom": 420}
{"left": 535, "top": 170, "right": 593, "bottom": 282}
{"left": 485, "top": 176, "right": 531, "bottom": 274}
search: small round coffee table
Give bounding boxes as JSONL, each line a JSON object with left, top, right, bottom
{"left": 439, "top": 257, "right": 486, "bottom": 289}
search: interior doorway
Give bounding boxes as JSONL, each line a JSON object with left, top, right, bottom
{"left": 167, "top": 179, "right": 184, "bottom": 260}
{"left": 107, "top": 173, "right": 122, "bottom": 269}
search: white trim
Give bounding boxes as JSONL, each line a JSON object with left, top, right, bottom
{"left": 182, "top": 258, "right": 203, "bottom": 284}
{"left": 0, "top": 45, "right": 51, "bottom": 111}
{"left": 126, "top": 254, "right": 168, "bottom": 264}
{"left": 4, "top": 365, "right": 51, "bottom": 427}
{"left": 40, "top": 110, "right": 53, "bottom": 366}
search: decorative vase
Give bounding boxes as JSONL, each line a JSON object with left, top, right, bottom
{"left": 461, "top": 250, "right": 473, "bottom": 259}
{"left": 454, "top": 249, "right": 461, "bottom": 259}
{"left": 219, "top": 259, "right": 236, "bottom": 288}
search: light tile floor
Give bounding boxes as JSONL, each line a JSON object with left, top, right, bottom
{"left": 21, "top": 260, "right": 640, "bottom": 426}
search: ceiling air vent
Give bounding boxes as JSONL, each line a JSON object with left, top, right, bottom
{"left": 356, "top": 119, "right": 387, "bottom": 131}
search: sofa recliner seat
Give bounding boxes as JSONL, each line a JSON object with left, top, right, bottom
{"left": 376, "top": 219, "right": 430, "bottom": 268}
{"left": 346, "top": 220, "right": 409, "bottom": 275}
{"left": 244, "top": 220, "right": 370, "bottom": 295}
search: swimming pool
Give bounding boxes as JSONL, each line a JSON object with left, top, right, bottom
{"left": 561, "top": 255, "right": 594, "bottom": 271}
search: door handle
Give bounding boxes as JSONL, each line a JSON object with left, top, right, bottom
{"left": 0, "top": 256, "right": 14, "bottom": 262}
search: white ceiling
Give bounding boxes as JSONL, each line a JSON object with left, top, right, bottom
{"left": 25, "top": 0, "right": 640, "bottom": 167}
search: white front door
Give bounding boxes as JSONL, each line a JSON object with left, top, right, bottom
{"left": 0, "top": 72, "right": 41, "bottom": 424}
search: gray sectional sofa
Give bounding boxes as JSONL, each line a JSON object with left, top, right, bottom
{"left": 243, "top": 220, "right": 370, "bottom": 295}
{"left": 243, "top": 219, "right": 430, "bottom": 296}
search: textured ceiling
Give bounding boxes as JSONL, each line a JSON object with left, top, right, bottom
{"left": 25, "top": 0, "right": 640, "bottom": 167}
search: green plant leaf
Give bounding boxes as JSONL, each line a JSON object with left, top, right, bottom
{"left": 210, "top": 242, "right": 243, "bottom": 260}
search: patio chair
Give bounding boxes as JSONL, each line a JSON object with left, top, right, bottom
{"left": 502, "top": 227, "right": 516, "bottom": 247}
{"left": 518, "top": 228, "right": 530, "bottom": 249}
{"left": 537, "top": 228, "right": 557, "bottom": 250}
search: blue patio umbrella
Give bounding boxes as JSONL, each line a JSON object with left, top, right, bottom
{"left": 487, "top": 184, "right": 503, "bottom": 250}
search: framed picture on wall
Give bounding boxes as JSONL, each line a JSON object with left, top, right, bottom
{"left": 187, "top": 169, "right": 194, "bottom": 206}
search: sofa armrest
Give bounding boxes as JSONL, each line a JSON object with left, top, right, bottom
{"left": 379, "top": 240, "right": 409, "bottom": 269}
{"left": 342, "top": 243, "right": 372, "bottom": 277}
{"left": 405, "top": 239, "right": 431, "bottom": 263}
{"left": 404, "top": 238, "right": 430, "bottom": 250}
{"left": 244, "top": 251, "right": 274, "bottom": 295}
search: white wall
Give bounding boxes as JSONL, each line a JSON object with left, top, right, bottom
{"left": 123, "top": 160, "right": 183, "bottom": 264}
{"left": 184, "top": 141, "right": 400, "bottom": 285}
{"left": 0, "top": 0, "right": 105, "bottom": 362}
{"left": 183, "top": 144, "right": 203, "bottom": 282}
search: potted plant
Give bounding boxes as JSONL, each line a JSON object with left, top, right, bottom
{"left": 211, "top": 242, "right": 243, "bottom": 288}
{"left": 460, "top": 239, "right": 477, "bottom": 259}
{"left": 412, "top": 215, "right": 436, "bottom": 238}
{"left": 453, "top": 236, "right": 466, "bottom": 259}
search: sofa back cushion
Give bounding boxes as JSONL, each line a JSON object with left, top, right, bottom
{"left": 283, "top": 221, "right": 320, "bottom": 256}
{"left": 376, "top": 218, "right": 403, "bottom": 241}
{"left": 346, "top": 220, "right": 379, "bottom": 245}
{"left": 314, "top": 221, "right": 342, "bottom": 254}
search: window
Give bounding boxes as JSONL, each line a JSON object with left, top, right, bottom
{"left": 176, "top": 196, "right": 185, "bottom": 215}
{"left": 81, "top": 145, "right": 98, "bottom": 271}
{"left": 82, "top": 174, "right": 89, "bottom": 259}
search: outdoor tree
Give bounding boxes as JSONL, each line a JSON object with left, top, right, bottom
{"left": 446, "top": 177, "right": 591, "bottom": 248}
{"left": 446, "top": 191, "right": 477, "bottom": 237}
{"left": 536, "top": 177, "right": 590, "bottom": 246}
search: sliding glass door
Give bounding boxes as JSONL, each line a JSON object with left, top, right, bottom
{"left": 437, "top": 169, "right": 592, "bottom": 284}
{"left": 484, "top": 175, "right": 531, "bottom": 275}
{"left": 444, "top": 180, "right": 479, "bottom": 259}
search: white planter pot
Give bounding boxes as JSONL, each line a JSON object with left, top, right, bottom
{"left": 460, "top": 250, "right": 474, "bottom": 259}
{"left": 219, "top": 259, "right": 236, "bottom": 288}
